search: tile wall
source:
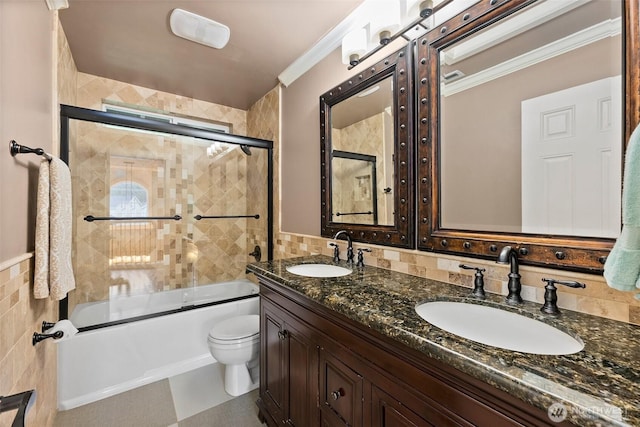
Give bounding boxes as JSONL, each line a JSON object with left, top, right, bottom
{"left": 0, "top": 256, "right": 58, "bottom": 427}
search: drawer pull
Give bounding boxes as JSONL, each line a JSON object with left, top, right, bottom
{"left": 331, "top": 388, "right": 345, "bottom": 400}
{"left": 278, "top": 330, "right": 288, "bottom": 340}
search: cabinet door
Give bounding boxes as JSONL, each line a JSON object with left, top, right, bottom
{"left": 319, "top": 347, "right": 364, "bottom": 427}
{"left": 285, "top": 318, "right": 317, "bottom": 426}
{"left": 371, "top": 386, "right": 437, "bottom": 427}
{"left": 261, "top": 297, "right": 318, "bottom": 427}
{"left": 261, "top": 300, "right": 286, "bottom": 424}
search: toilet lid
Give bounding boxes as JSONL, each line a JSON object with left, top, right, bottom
{"left": 208, "top": 314, "right": 259, "bottom": 340}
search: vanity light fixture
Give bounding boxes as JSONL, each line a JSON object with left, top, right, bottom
{"left": 406, "top": 0, "right": 434, "bottom": 19}
{"left": 342, "top": 28, "right": 368, "bottom": 66}
{"left": 342, "top": 0, "right": 444, "bottom": 70}
{"left": 169, "top": 8, "right": 230, "bottom": 49}
{"left": 369, "top": 0, "right": 402, "bottom": 45}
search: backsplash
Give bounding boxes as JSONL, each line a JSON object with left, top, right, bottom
{"left": 275, "top": 232, "right": 640, "bottom": 326}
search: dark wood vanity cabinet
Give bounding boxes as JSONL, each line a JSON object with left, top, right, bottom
{"left": 256, "top": 276, "right": 565, "bottom": 427}
{"left": 260, "top": 296, "right": 318, "bottom": 426}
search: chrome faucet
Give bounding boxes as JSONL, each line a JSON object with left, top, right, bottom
{"left": 496, "top": 246, "right": 523, "bottom": 304}
{"left": 333, "top": 230, "right": 354, "bottom": 264}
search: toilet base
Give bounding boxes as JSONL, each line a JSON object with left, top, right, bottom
{"left": 224, "top": 362, "right": 259, "bottom": 396}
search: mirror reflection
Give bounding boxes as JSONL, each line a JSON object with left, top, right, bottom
{"left": 439, "top": 0, "right": 622, "bottom": 238}
{"left": 330, "top": 76, "right": 395, "bottom": 226}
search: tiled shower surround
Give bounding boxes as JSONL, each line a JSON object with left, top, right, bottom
{"left": 69, "top": 119, "right": 269, "bottom": 310}
{"left": 66, "top": 67, "right": 270, "bottom": 315}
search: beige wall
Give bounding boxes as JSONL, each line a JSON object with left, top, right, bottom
{"left": 0, "top": 4, "right": 60, "bottom": 427}
{"left": 1, "top": 2, "right": 55, "bottom": 261}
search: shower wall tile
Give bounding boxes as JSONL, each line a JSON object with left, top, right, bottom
{"left": 247, "top": 87, "right": 279, "bottom": 261}
{"left": 0, "top": 256, "right": 57, "bottom": 427}
{"left": 69, "top": 74, "right": 275, "bottom": 311}
{"left": 275, "top": 232, "right": 640, "bottom": 326}
{"left": 76, "top": 73, "right": 247, "bottom": 136}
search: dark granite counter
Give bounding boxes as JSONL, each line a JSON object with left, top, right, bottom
{"left": 247, "top": 255, "right": 640, "bottom": 427}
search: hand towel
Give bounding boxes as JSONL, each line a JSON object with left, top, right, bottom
{"left": 604, "top": 123, "right": 640, "bottom": 291}
{"left": 34, "top": 158, "right": 76, "bottom": 300}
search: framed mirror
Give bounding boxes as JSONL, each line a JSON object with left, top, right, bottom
{"left": 417, "top": 0, "right": 638, "bottom": 272}
{"left": 321, "top": 45, "right": 414, "bottom": 248}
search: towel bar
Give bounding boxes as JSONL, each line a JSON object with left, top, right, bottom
{"left": 9, "top": 140, "right": 52, "bottom": 161}
{"left": 194, "top": 214, "right": 260, "bottom": 220}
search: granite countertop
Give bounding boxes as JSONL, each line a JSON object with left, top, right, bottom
{"left": 247, "top": 255, "right": 640, "bottom": 427}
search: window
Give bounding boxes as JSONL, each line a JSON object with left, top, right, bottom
{"left": 103, "top": 104, "right": 231, "bottom": 134}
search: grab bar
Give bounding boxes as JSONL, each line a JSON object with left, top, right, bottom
{"left": 9, "top": 140, "right": 52, "bottom": 161}
{"left": 0, "top": 389, "right": 36, "bottom": 427}
{"left": 335, "top": 211, "right": 373, "bottom": 216}
{"left": 194, "top": 214, "right": 260, "bottom": 220}
{"left": 84, "top": 215, "right": 182, "bottom": 222}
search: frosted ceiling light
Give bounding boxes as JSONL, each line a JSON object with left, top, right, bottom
{"left": 169, "top": 9, "right": 230, "bottom": 49}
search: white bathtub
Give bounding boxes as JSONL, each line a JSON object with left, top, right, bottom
{"left": 58, "top": 280, "right": 260, "bottom": 410}
{"left": 70, "top": 279, "right": 259, "bottom": 328}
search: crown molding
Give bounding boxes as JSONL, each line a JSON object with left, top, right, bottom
{"left": 442, "top": 17, "right": 621, "bottom": 97}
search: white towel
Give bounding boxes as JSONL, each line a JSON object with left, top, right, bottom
{"left": 604, "top": 123, "right": 640, "bottom": 291}
{"left": 34, "top": 158, "right": 76, "bottom": 300}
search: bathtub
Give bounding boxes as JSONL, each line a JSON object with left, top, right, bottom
{"left": 57, "top": 280, "right": 260, "bottom": 410}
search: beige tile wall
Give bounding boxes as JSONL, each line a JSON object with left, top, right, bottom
{"left": 274, "top": 233, "right": 640, "bottom": 325}
{"left": 246, "top": 86, "right": 279, "bottom": 261}
{"left": 0, "top": 256, "right": 58, "bottom": 427}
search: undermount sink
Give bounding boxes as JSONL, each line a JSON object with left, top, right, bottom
{"left": 415, "top": 301, "right": 583, "bottom": 355}
{"left": 286, "top": 264, "right": 352, "bottom": 278}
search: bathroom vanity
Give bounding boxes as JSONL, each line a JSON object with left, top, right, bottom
{"left": 247, "top": 256, "right": 640, "bottom": 427}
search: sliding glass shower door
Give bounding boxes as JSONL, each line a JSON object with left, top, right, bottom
{"left": 61, "top": 105, "right": 272, "bottom": 328}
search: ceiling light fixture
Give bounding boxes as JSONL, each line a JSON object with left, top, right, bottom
{"left": 45, "top": 0, "right": 69, "bottom": 10}
{"left": 169, "top": 9, "right": 230, "bottom": 49}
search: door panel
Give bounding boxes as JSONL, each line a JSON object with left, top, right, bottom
{"left": 521, "top": 76, "right": 621, "bottom": 237}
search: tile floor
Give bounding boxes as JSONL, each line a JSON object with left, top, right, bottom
{"left": 53, "top": 363, "right": 264, "bottom": 427}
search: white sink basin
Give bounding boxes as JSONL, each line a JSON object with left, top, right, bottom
{"left": 286, "top": 264, "right": 352, "bottom": 278}
{"left": 415, "top": 301, "right": 583, "bottom": 355}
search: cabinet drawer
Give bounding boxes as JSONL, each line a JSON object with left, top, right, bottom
{"left": 320, "top": 348, "right": 363, "bottom": 427}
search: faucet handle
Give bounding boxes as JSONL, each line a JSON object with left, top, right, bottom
{"left": 329, "top": 242, "right": 340, "bottom": 262}
{"left": 459, "top": 264, "right": 486, "bottom": 298}
{"left": 356, "top": 248, "right": 372, "bottom": 268}
{"left": 540, "top": 278, "right": 586, "bottom": 315}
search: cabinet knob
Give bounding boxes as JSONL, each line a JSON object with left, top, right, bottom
{"left": 277, "top": 330, "right": 288, "bottom": 340}
{"left": 331, "top": 388, "right": 344, "bottom": 400}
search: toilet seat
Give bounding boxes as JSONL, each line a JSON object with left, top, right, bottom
{"left": 208, "top": 314, "right": 259, "bottom": 344}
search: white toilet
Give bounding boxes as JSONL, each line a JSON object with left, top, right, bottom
{"left": 207, "top": 314, "right": 260, "bottom": 396}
